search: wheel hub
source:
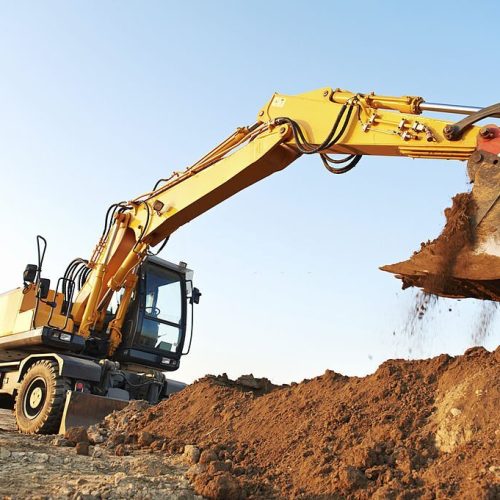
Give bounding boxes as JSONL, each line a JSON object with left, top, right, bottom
{"left": 29, "top": 387, "right": 43, "bottom": 408}
{"left": 23, "top": 377, "right": 47, "bottom": 419}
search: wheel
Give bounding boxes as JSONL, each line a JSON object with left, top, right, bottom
{"left": 14, "top": 360, "right": 71, "bottom": 434}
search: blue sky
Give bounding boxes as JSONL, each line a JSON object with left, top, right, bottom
{"left": 0, "top": 1, "right": 498, "bottom": 383}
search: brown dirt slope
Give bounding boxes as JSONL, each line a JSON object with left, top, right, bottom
{"left": 104, "top": 348, "right": 500, "bottom": 499}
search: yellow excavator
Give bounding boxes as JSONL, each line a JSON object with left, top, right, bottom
{"left": 0, "top": 87, "right": 499, "bottom": 434}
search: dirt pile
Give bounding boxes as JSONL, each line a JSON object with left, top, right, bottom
{"left": 99, "top": 349, "right": 500, "bottom": 499}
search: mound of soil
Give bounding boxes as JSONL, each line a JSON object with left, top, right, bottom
{"left": 102, "top": 349, "right": 500, "bottom": 499}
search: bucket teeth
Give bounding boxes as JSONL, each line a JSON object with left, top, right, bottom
{"left": 381, "top": 149, "right": 500, "bottom": 302}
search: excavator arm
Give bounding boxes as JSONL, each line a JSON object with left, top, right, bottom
{"left": 69, "top": 87, "right": 500, "bottom": 347}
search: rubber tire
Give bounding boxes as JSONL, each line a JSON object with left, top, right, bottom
{"left": 14, "top": 360, "right": 71, "bottom": 434}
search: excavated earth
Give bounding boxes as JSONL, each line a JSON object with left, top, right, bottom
{"left": 382, "top": 192, "right": 500, "bottom": 301}
{"left": 94, "top": 347, "right": 500, "bottom": 499}
{"left": 0, "top": 347, "right": 498, "bottom": 499}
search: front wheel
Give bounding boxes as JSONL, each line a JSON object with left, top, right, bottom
{"left": 14, "top": 360, "right": 71, "bottom": 434}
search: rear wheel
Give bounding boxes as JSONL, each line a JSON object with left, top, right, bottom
{"left": 14, "top": 360, "right": 71, "bottom": 434}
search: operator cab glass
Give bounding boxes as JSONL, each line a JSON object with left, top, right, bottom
{"left": 138, "top": 266, "right": 183, "bottom": 354}
{"left": 113, "top": 257, "right": 192, "bottom": 371}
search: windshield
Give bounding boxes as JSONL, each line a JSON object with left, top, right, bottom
{"left": 138, "top": 266, "right": 183, "bottom": 354}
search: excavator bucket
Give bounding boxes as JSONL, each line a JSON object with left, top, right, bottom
{"left": 381, "top": 127, "right": 500, "bottom": 301}
{"left": 58, "top": 391, "right": 128, "bottom": 434}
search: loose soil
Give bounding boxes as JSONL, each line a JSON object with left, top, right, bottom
{"left": 382, "top": 191, "right": 500, "bottom": 302}
{"left": 418, "top": 192, "right": 476, "bottom": 294}
{"left": 100, "top": 348, "right": 500, "bottom": 499}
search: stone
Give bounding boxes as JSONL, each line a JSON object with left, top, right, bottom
{"left": 450, "top": 408, "right": 462, "bottom": 417}
{"left": 196, "top": 472, "right": 243, "bottom": 500}
{"left": 124, "top": 433, "right": 137, "bottom": 445}
{"left": 0, "top": 447, "right": 11, "bottom": 459}
{"left": 137, "top": 431, "right": 155, "bottom": 447}
{"left": 108, "top": 432, "right": 125, "bottom": 448}
{"left": 489, "top": 465, "right": 500, "bottom": 476}
{"left": 52, "top": 437, "right": 74, "bottom": 447}
{"left": 33, "top": 453, "right": 49, "bottom": 463}
{"left": 183, "top": 445, "right": 201, "bottom": 465}
{"left": 76, "top": 441, "right": 90, "bottom": 456}
{"left": 115, "top": 444, "right": 128, "bottom": 456}
{"left": 186, "top": 463, "right": 208, "bottom": 479}
{"left": 207, "top": 460, "right": 231, "bottom": 474}
{"left": 150, "top": 439, "right": 165, "bottom": 451}
{"left": 65, "top": 426, "right": 89, "bottom": 444}
{"left": 338, "top": 465, "right": 367, "bottom": 489}
{"left": 87, "top": 427, "right": 105, "bottom": 444}
{"left": 199, "top": 449, "right": 218, "bottom": 464}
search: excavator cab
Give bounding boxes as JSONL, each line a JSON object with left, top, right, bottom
{"left": 111, "top": 256, "right": 197, "bottom": 371}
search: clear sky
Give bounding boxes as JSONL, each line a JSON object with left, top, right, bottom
{"left": 0, "top": 1, "right": 498, "bottom": 384}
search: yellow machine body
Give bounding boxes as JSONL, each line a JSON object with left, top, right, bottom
{"left": 0, "top": 286, "right": 73, "bottom": 340}
{"left": 1, "top": 87, "right": 499, "bottom": 355}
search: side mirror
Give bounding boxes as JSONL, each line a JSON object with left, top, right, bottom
{"left": 23, "top": 264, "right": 38, "bottom": 284}
{"left": 39, "top": 278, "right": 51, "bottom": 299}
{"left": 190, "top": 287, "right": 202, "bottom": 305}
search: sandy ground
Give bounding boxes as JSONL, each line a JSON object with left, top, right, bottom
{"left": 0, "top": 409, "right": 202, "bottom": 499}
{"left": 0, "top": 409, "right": 16, "bottom": 432}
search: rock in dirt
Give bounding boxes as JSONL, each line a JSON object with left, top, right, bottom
{"left": 75, "top": 441, "right": 89, "bottom": 456}
{"left": 138, "top": 431, "right": 155, "bottom": 447}
{"left": 64, "top": 426, "right": 89, "bottom": 445}
{"left": 183, "top": 445, "right": 201, "bottom": 465}
{"left": 199, "top": 449, "right": 218, "bottom": 465}
{"left": 193, "top": 471, "right": 244, "bottom": 500}
{"left": 52, "top": 437, "right": 73, "bottom": 447}
{"left": 114, "top": 444, "right": 128, "bottom": 456}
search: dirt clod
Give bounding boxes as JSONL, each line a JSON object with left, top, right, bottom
{"left": 184, "top": 445, "right": 201, "bottom": 465}
{"left": 75, "top": 441, "right": 89, "bottom": 456}
{"left": 64, "top": 426, "right": 89, "bottom": 445}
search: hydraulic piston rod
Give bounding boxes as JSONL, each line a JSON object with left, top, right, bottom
{"left": 420, "top": 101, "right": 500, "bottom": 119}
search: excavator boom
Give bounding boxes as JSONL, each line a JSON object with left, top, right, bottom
{"left": 71, "top": 88, "right": 498, "bottom": 336}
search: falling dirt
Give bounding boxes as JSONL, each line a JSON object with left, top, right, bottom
{"left": 403, "top": 291, "right": 438, "bottom": 335}
{"left": 100, "top": 348, "right": 500, "bottom": 499}
{"left": 398, "top": 291, "right": 439, "bottom": 357}
{"left": 472, "top": 302, "right": 499, "bottom": 346}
